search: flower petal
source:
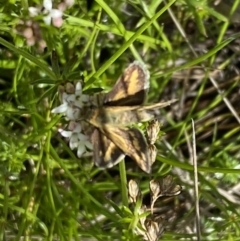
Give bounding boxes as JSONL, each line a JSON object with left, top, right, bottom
{"left": 66, "top": 94, "right": 76, "bottom": 103}
{"left": 51, "top": 103, "right": 68, "bottom": 113}
{"left": 81, "top": 94, "right": 89, "bottom": 102}
{"left": 59, "top": 129, "right": 72, "bottom": 138}
{"left": 53, "top": 17, "right": 63, "bottom": 27}
{"left": 72, "top": 123, "right": 82, "bottom": 133}
{"left": 43, "top": 15, "right": 51, "bottom": 25}
{"left": 74, "top": 99, "right": 83, "bottom": 108}
{"left": 29, "top": 7, "right": 40, "bottom": 16}
{"left": 50, "top": 9, "right": 63, "bottom": 18}
{"left": 85, "top": 140, "right": 93, "bottom": 150}
{"left": 43, "top": 0, "right": 52, "bottom": 11}
{"left": 65, "top": 0, "right": 75, "bottom": 7}
{"left": 77, "top": 144, "right": 86, "bottom": 157}
{"left": 62, "top": 92, "right": 69, "bottom": 103}
{"left": 78, "top": 133, "right": 88, "bottom": 141}
{"left": 75, "top": 82, "right": 82, "bottom": 93}
{"left": 66, "top": 108, "right": 79, "bottom": 120}
{"left": 69, "top": 134, "right": 79, "bottom": 149}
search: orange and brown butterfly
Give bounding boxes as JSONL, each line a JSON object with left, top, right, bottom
{"left": 83, "top": 61, "right": 176, "bottom": 173}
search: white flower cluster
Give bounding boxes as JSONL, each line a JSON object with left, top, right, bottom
{"left": 51, "top": 82, "right": 93, "bottom": 157}
{"left": 29, "top": 0, "right": 74, "bottom": 27}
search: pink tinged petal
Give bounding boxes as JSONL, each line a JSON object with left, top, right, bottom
{"left": 77, "top": 144, "right": 86, "bottom": 157}
{"left": 58, "top": 2, "right": 67, "bottom": 12}
{"left": 65, "top": 0, "right": 75, "bottom": 7}
{"left": 68, "top": 121, "right": 81, "bottom": 132}
{"left": 72, "top": 123, "right": 82, "bottom": 133}
{"left": 51, "top": 103, "right": 68, "bottom": 113}
{"left": 43, "top": 0, "right": 52, "bottom": 11}
{"left": 53, "top": 17, "right": 63, "bottom": 27}
{"left": 23, "top": 28, "right": 34, "bottom": 38}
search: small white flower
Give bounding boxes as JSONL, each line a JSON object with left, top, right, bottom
{"left": 51, "top": 82, "right": 89, "bottom": 121}
{"left": 59, "top": 122, "right": 92, "bottom": 157}
{"left": 52, "top": 93, "right": 69, "bottom": 114}
{"left": 53, "top": 82, "right": 92, "bottom": 158}
{"left": 58, "top": 128, "right": 72, "bottom": 138}
{"left": 43, "top": 0, "right": 63, "bottom": 26}
{"left": 52, "top": 92, "right": 79, "bottom": 120}
{"left": 75, "top": 133, "right": 93, "bottom": 157}
{"left": 29, "top": 7, "right": 40, "bottom": 17}
{"left": 29, "top": 0, "right": 63, "bottom": 27}
{"left": 74, "top": 82, "right": 89, "bottom": 108}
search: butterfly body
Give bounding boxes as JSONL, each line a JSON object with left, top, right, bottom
{"left": 85, "top": 101, "right": 176, "bottom": 126}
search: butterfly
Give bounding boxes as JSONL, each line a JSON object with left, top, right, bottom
{"left": 83, "top": 61, "right": 176, "bottom": 173}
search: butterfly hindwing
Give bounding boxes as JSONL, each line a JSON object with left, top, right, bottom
{"left": 91, "top": 128, "right": 125, "bottom": 168}
{"left": 101, "top": 124, "right": 151, "bottom": 173}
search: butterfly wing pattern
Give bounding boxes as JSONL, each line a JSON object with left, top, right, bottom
{"left": 84, "top": 61, "right": 175, "bottom": 173}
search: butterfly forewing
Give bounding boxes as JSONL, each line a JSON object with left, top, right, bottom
{"left": 104, "top": 61, "right": 149, "bottom": 106}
